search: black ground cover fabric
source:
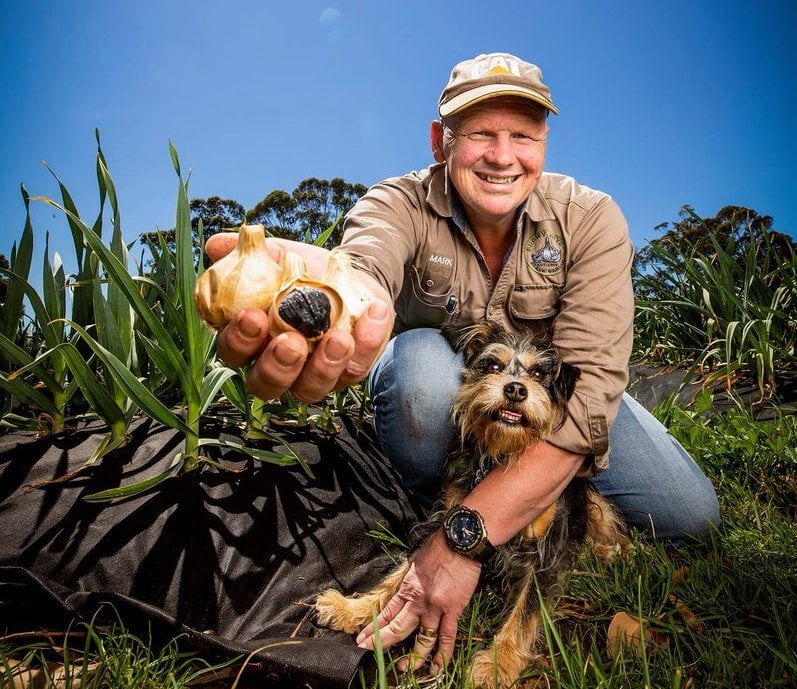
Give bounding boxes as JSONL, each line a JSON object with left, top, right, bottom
{"left": 0, "top": 414, "right": 424, "bottom": 688}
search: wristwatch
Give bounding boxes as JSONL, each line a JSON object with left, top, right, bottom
{"left": 443, "top": 506, "right": 496, "bottom": 563}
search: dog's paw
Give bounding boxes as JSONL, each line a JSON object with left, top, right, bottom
{"left": 593, "top": 539, "right": 631, "bottom": 562}
{"left": 315, "top": 589, "right": 369, "bottom": 634}
{"left": 469, "top": 648, "right": 521, "bottom": 689}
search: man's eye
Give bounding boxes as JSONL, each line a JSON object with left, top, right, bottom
{"left": 467, "top": 131, "right": 491, "bottom": 141}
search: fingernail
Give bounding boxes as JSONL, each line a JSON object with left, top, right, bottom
{"left": 325, "top": 337, "right": 350, "bottom": 363}
{"left": 355, "top": 632, "right": 365, "bottom": 644}
{"left": 274, "top": 342, "right": 303, "bottom": 367}
{"left": 368, "top": 301, "right": 389, "bottom": 320}
{"left": 239, "top": 312, "right": 262, "bottom": 338}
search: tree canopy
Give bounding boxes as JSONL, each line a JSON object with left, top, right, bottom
{"left": 140, "top": 177, "right": 367, "bottom": 259}
{"left": 246, "top": 177, "right": 367, "bottom": 246}
{"left": 634, "top": 205, "right": 794, "bottom": 273}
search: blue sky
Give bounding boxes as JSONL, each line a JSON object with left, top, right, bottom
{"left": 1, "top": 0, "right": 795, "bottom": 280}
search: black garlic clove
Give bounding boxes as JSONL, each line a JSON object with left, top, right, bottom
{"left": 277, "top": 287, "right": 332, "bottom": 339}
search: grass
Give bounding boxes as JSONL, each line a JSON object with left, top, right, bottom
{"left": 6, "top": 399, "right": 789, "bottom": 688}
{"left": 633, "top": 212, "right": 795, "bottom": 401}
{"left": 0, "top": 610, "right": 238, "bottom": 688}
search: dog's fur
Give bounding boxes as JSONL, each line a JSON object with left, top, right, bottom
{"left": 316, "top": 321, "right": 628, "bottom": 687}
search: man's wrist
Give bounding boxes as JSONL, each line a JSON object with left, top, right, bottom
{"left": 442, "top": 505, "right": 496, "bottom": 563}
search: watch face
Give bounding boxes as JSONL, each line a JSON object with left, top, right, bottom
{"left": 448, "top": 511, "right": 482, "bottom": 550}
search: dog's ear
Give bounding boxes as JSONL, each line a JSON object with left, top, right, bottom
{"left": 552, "top": 361, "right": 581, "bottom": 406}
{"left": 441, "top": 321, "right": 500, "bottom": 363}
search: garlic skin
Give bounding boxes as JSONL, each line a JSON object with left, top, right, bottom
{"left": 269, "top": 250, "right": 373, "bottom": 344}
{"left": 194, "top": 224, "right": 283, "bottom": 330}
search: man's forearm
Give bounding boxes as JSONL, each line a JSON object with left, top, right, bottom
{"left": 459, "top": 440, "right": 584, "bottom": 546}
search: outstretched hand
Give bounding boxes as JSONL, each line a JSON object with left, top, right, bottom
{"left": 204, "top": 232, "right": 393, "bottom": 402}
{"left": 355, "top": 530, "right": 481, "bottom": 675}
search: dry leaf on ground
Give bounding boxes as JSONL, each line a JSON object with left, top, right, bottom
{"left": 670, "top": 595, "right": 706, "bottom": 632}
{"left": 671, "top": 565, "right": 690, "bottom": 584}
{"left": 607, "top": 611, "right": 670, "bottom": 658}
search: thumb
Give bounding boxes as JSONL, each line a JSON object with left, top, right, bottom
{"left": 204, "top": 232, "right": 240, "bottom": 263}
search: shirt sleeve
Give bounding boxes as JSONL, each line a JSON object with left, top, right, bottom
{"left": 338, "top": 178, "right": 421, "bottom": 302}
{"left": 544, "top": 196, "right": 635, "bottom": 474}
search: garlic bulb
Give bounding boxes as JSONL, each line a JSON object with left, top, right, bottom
{"left": 269, "top": 250, "right": 373, "bottom": 343}
{"left": 194, "top": 224, "right": 282, "bottom": 329}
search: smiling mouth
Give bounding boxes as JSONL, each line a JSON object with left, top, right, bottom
{"left": 476, "top": 173, "right": 519, "bottom": 185}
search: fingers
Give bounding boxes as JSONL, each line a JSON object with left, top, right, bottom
{"left": 245, "top": 332, "right": 309, "bottom": 400}
{"left": 217, "top": 309, "right": 270, "bottom": 368}
{"left": 204, "top": 232, "right": 240, "bottom": 263}
{"left": 431, "top": 614, "right": 458, "bottom": 675}
{"left": 398, "top": 618, "right": 440, "bottom": 672}
{"left": 336, "top": 300, "right": 392, "bottom": 389}
{"left": 356, "top": 592, "right": 409, "bottom": 648}
{"left": 290, "top": 329, "right": 355, "bottom": 402}
{"left": 358, "top": 603, "right": 419, "bottom": 650}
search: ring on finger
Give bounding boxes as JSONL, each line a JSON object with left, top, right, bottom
{"left": 413, "top": 632, "right": 437, "bottom": 648}
{"left": 418, "top": 626, "right": 438, "bottom": 638}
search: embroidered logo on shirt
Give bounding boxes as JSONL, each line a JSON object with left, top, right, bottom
{"left": 429, "top": 254, "right": 454, "bottom": 267}
{"left": 525, "top": 230, "right": 565, "bottom": 275}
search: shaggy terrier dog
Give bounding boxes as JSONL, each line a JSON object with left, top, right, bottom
{"left": 317, "top": 321, "right": 628, "bottom": 688}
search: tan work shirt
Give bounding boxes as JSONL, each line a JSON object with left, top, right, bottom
{"left": 340, "top": 163, "right": 634, "bottom": 472}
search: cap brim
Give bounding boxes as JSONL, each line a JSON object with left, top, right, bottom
{"left": 439, "top": 84, "right": 559, "bottom": 117}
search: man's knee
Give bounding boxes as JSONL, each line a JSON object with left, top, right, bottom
{"left": 601, "top": 394, "right": 721, "bottom": 541}
{"left": 369, "top": 329, "right": 463, "bottom": 498}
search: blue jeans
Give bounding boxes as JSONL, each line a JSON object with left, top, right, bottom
{"left": 369, "top": 328, "right": 720, "bottom": 540}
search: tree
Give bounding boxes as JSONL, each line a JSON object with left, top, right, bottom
{"left": 139, "top": 177, "right": 367, "bottom": 261}
{"left": 247, "top": 177, "right": 368, "bottom": 247}
{"left": 634, "top": 205, "right": 794, "bottom": 273}
{"left": 140, "top": 196, "right": 245, "bottom": 260}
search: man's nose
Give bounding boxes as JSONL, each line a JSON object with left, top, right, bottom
{"left": 484, "top": 132, "right": 515, "bottom": 166}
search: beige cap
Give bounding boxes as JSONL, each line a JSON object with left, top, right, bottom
{"left": 438, "top": 52, "right": 558, "bottom": 117}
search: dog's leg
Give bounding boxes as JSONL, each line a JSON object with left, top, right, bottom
{"left": 469, "top": 570, "right": 542, "bottom": 689}
{"left": 585, "top": 490, "right": 630, "bottom": 561}
{"left": 315, "top": 559, "right": 410, "bottom": 634}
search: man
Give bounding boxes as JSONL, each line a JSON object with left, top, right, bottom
{"left": 206, "top": 52, "right": 719, "bottom": 673}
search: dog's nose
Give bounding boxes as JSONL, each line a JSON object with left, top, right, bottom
{"left": 503, "top": 382, "right": 528, "bottom": 402}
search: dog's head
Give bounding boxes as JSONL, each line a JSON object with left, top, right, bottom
{"left": 442, "top": 321, "right": 580, "bottom": 457}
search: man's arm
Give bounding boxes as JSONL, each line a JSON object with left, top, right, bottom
{"left": 355, "top": 439, "right": 583, "bottom": 672}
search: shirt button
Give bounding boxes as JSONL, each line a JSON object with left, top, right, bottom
{"left": 426, "top": 279, "right": 434, "bottom": 288}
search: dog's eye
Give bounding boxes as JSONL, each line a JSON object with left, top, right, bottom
{"left": 481, "top": 359, "right": 503, "bottom": 374}
{"left": 527, "top": 368, "right": 543, "bottom": 379}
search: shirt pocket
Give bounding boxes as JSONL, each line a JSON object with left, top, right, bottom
{"left": 404, "top": 264, "right": 459, "bottom": 327}
{"left": 509, "top": 284, "right": 560, "bottom": 333}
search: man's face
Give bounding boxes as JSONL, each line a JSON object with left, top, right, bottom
{"left": 432, "top": 97, "right": 548, "bottom": 233}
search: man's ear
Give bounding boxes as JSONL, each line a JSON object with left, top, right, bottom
{"left": 430, "top": 120, "right": 445, "bottom": 163}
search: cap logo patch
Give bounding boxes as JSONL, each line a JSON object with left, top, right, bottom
{"left": 469, "top": 55, "right": 521, "bottom": 79}
{"left": 525, "top": 229, "right": 565, "bottom": 275}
